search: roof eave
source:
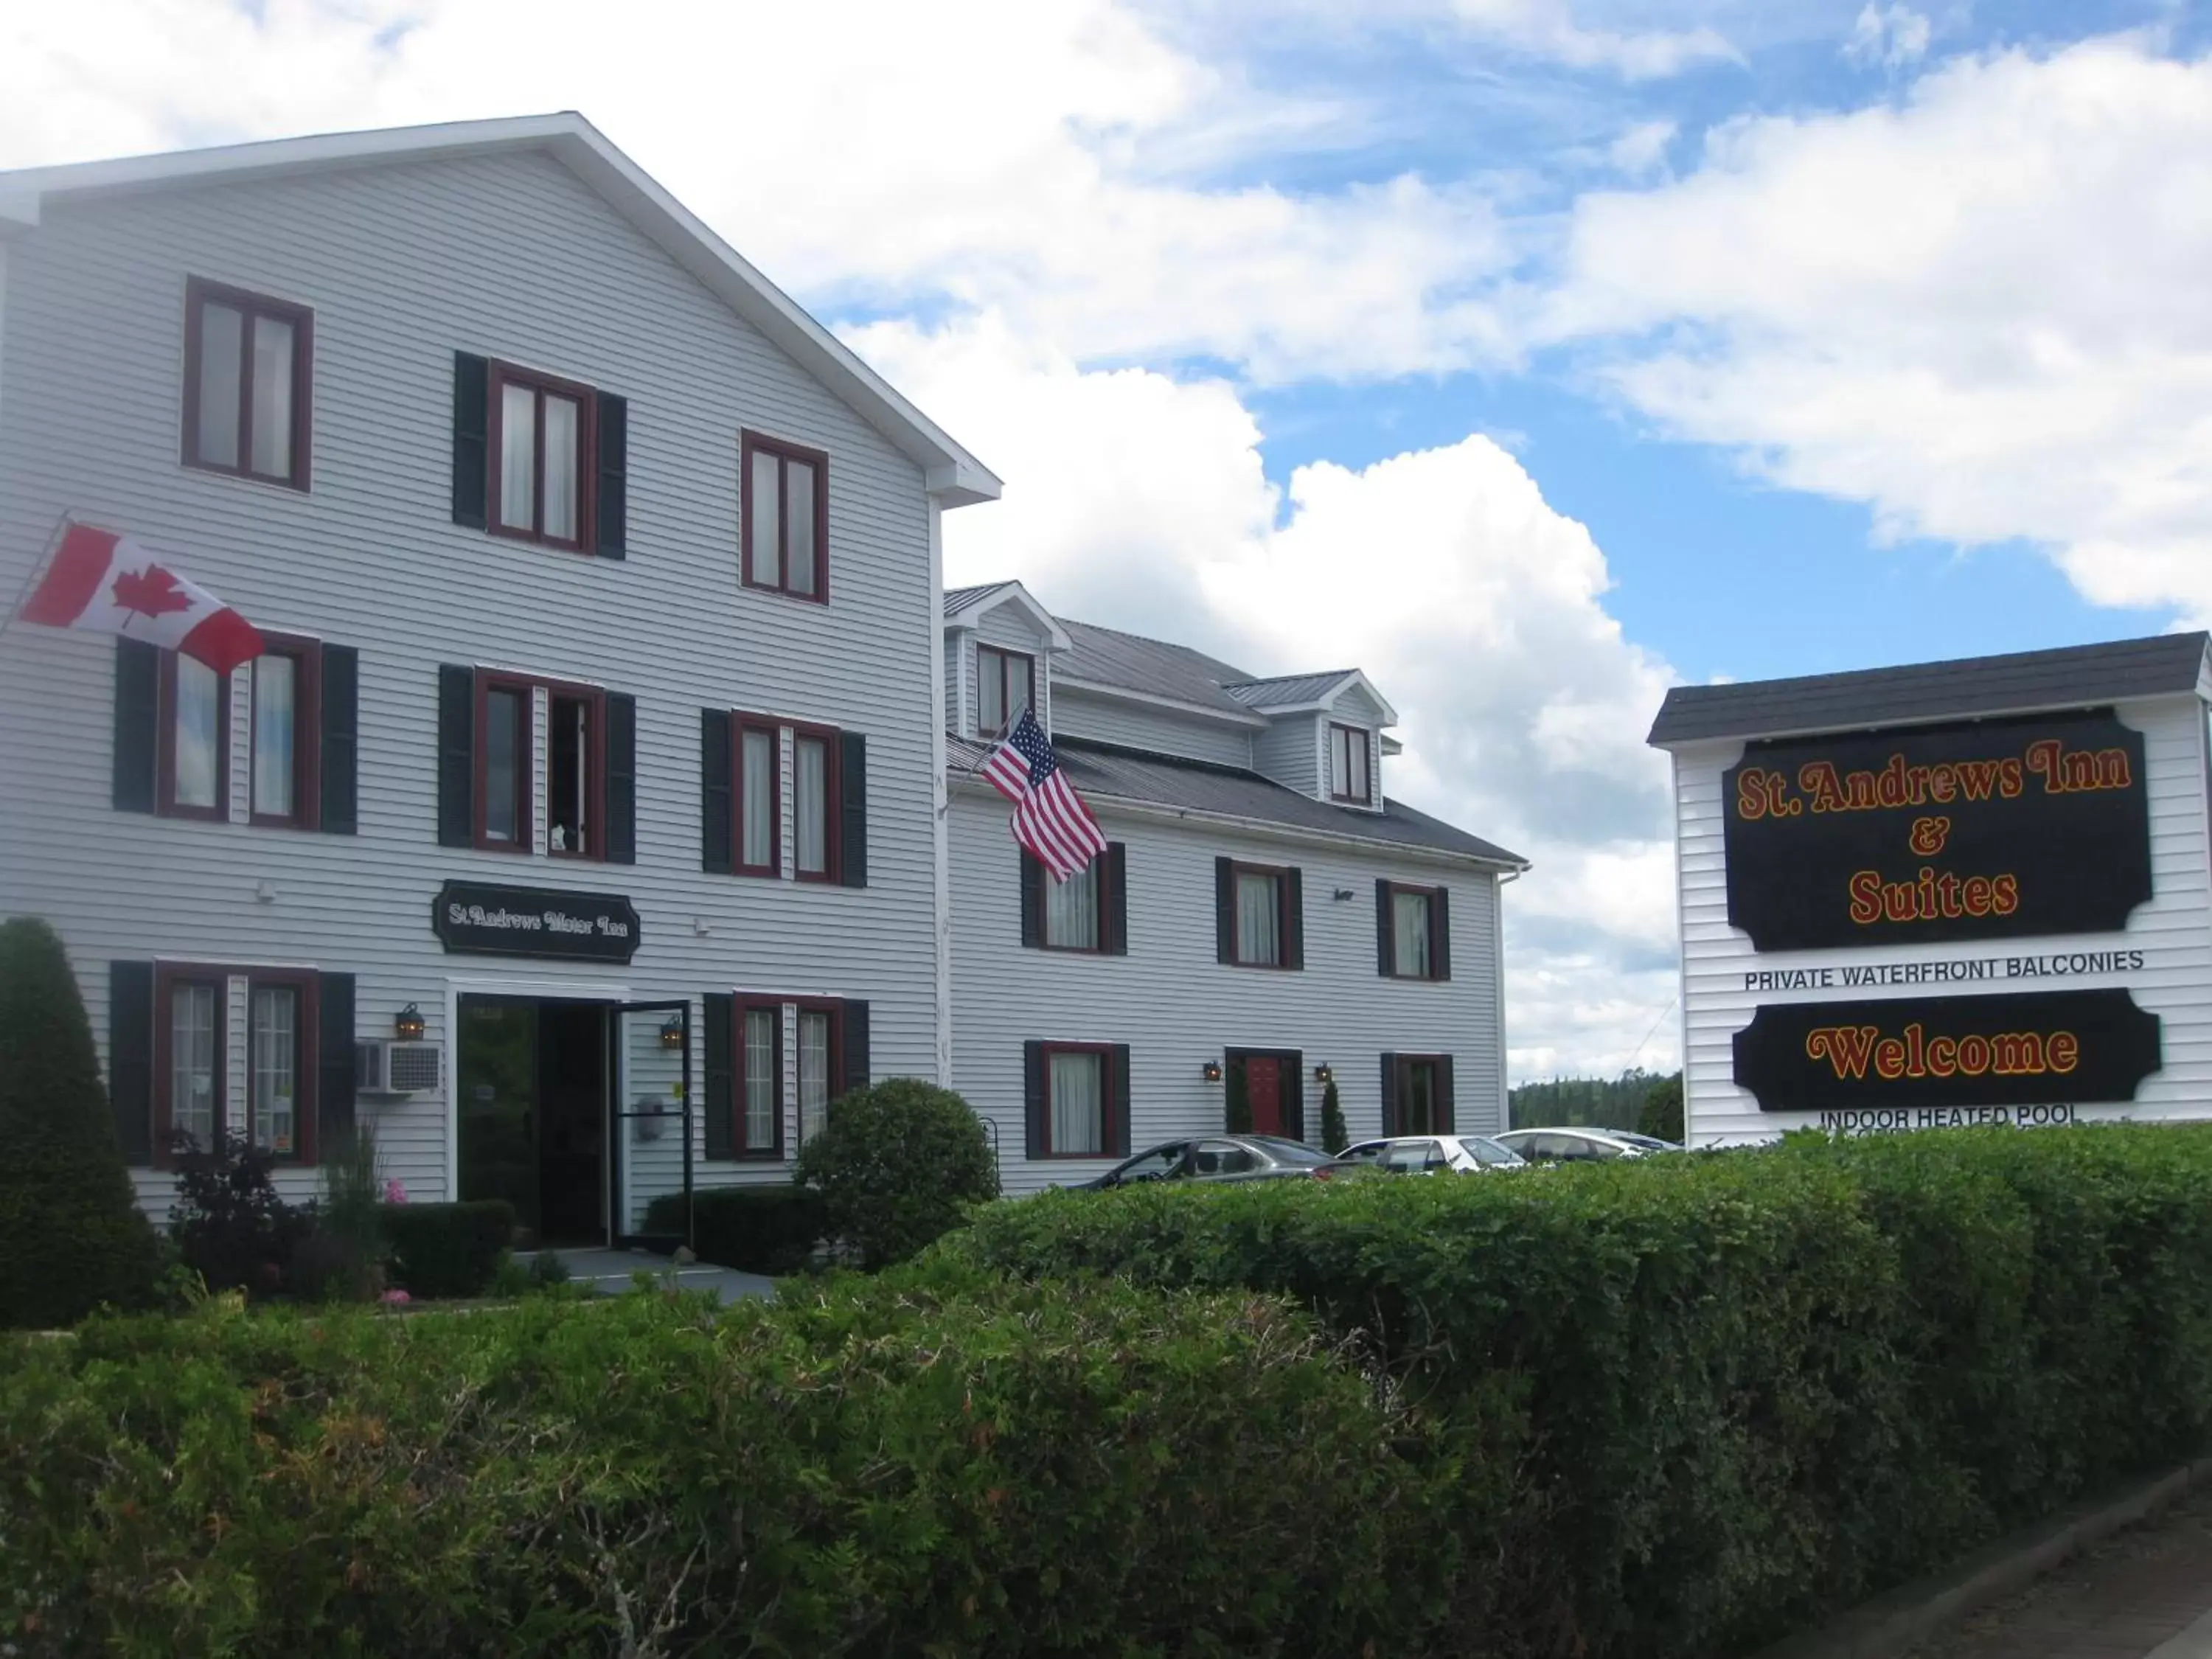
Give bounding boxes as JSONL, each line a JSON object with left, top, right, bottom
{"left": 1648, "top": 685, "right": 2209, "bottom": 751}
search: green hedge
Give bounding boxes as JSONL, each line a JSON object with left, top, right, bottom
{"left": 0, "top": 1270, "right": 1474, "bottom": 1656}
{"left": 939, "top": 1124, "right": 2212, "bottom": 1658}
{"left": 645, "top": 1183, "right": 829, "bottom": 1273}
{"left": 378, "top": 1200, "right": 513, "bottom": 1298}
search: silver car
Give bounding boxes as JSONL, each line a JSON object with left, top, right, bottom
{"left": 1335, "top": 1134, "right": 1528, "bottom": 1175}
{"left": 1493, "top": 1127, "right": 1683, "bottom": 1163}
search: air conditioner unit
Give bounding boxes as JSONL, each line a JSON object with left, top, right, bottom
{"left": 355, "top": 1039, "right": 442, "bottom": 1099}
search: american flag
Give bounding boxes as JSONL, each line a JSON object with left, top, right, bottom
{"left": 981, "top": 709, "right": 1108, "bottom": 881}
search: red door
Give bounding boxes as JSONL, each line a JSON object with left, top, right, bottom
{"left": 1245, "top": 1056, "right": 1283, "bottom": 1135}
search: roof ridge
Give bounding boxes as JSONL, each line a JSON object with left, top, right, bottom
{"left": 1224, "top": 668, "right": 1358, "bottom": 688}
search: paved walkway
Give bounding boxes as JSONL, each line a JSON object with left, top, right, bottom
{"left": 1910, "top": 1484, "right": 2212, "bottom": 1659}
{"left": 529, "top": 1248, "right": 777, "bottom": 1305}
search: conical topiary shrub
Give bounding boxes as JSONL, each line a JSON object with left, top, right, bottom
{"left": 0, "top": 917, "right": 159, "bottom": 1328}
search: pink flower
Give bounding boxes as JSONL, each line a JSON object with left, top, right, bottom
{"left": 383, "top": 1178, "right": 408, "bottom": 1204}
{"left": 380, "top": 1289, "right": 411, "bottom": 1305}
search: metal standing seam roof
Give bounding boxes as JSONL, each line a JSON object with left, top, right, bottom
{"left": 948, "top": 734, "right": 1528, "bottom": 868}
{"left": 1053, "top": 619, "right": 1262, "bottom": 717}
{"left": 1647, "top": 632, "right": 2212, "bottom": 748}
{"left": 1223, "top": 671, "right": 1359, "bottom": 709}
{"left": 942, "top": 581, "right": 1015, "bottom": 621}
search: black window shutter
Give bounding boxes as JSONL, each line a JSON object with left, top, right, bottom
{"left": 1102, "top": 843, "right": 1128, "bottom": 956}
{"left": 112, "top": 639, "right": 158, "bottom": 813}
{"left": 1023, "top": 1040, "right": 1047, "bottom": 1158}
{"left": 1284, "top": 869, "right": 1304, "bottom": 970}
{"left": 108, "top": 961, "right": 153, "bottom": 1164}
{"left": 838, "top": 731, "right": 868, "bottom": 888}
{"left": 319, "top": 644, "right": 358, "bottom": 835}
{"left": 1431, "top": 887, "right": 1452, "bottom": 981}
{"left": 1214, "top": 858, "right": 1236, "bottom": 964}
{"left": 1019, "top": 850, "right": 1045, "bottom": 947}
{"left": 317, "top": 973, "right": 357, "bottom": 1155}
{"left": 437, "top": 666, "right": 474, "bottom": 847}
{"left": 841, "top": 1000, "right": 870, "bottom": 1094}
{"left": 451, "top": 352, "right": 488, "bottom": 529}
{"left": 703, "top": 994, "right": 734, "bottom": 1160}
{"left": 1438, "top": 1055, "right": 1456, "bottom": 1135}
{"left": 1376, "top": 879, "right": 1394, "bottom": 976}
{"left": 595, "top": 391, "right": 627, "bottom": 558}
{"left": 1110, "top": 1044, "right": 1133, "bottom": 1156}
{"left": 700, "top": 709, "right": 732, "bottom": 874}
{"left": 1380, "top": 1053, "right": 1398, "bottom": 1139}
{"left": 605, "top": 692, "right": 637, "bottom": 864}
{"left": 1285, "top": 1052, "right": 1306, "bottom": 1143}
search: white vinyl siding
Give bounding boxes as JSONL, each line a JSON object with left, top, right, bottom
{"left": 1253, "top": 712, "right": 1323, "bottom": 798}
{"left": 1049, "top": 685, "right": 1253, "bottom": 768}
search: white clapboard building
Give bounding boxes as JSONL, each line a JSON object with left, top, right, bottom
{"left": 1649, "top": 633, "right": 2212, "bottom": 1146}
{"left": 942, "top": 580, "right": 1526, "bottom": 1192}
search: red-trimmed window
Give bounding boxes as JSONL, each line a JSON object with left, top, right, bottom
{"left": 490, "top": 361, "right": 596, "bottom": 551}
{"left": 153, "top": 964, "right": 319, "bottom": 1164}
{"left": 1231, "top": 862, "right": 1292, "bottom": 968}
{"left": 735, "top": 997, "right": 784, "bottom": 1158}
{"left": 795, "top": 999, "right": 845, "bottom": 1146}
{"left": 742, "top": 431, "right": 830, "bottom": 602}
{"left": 474, "top": 672, "right": 607, "bottom": 858}
{"left": 159, "top": 650, "right": 230, "bottom": 821}
{"left": 248, "top": 635, "right": 321, "bottom": 830}
{"left": 1040, "top": 1042, "right": 1114, "bottom": 1158}
{"left": 790, "top": 722, "right": 841, "bottom": 882}
{"left": 977, "top": 645, "right": 1034, "bottom": 739}
{"left": 734, "top": 715, "right": 782, "bottom": 877}
{"left": 183, "top": 277, "right": 313, "bottom": 490}
{"left": 1329, "top": 723, "right": 1371, "bottom": 804}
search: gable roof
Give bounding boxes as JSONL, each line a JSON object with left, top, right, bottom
{"left": 1649, "top": 631, "right": 2212, "bottom": 748}
{"left": 941, "top": 578, "right": 1071, "bottom": 650}
{"left": 0, "top": 114, "right": 1000, "bottom": 507}
{"left": 948, "top": 734, "right": 1526, "bottom": 868}
{"left": 1054, "top": 619, "right": 1267, "bottom": 723}
{"left": 1225, "top": 668, "right": 1398, "bottom": 725}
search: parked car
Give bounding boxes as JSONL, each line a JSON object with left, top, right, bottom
{"left": 1072, "top": 1134, "right": 1345, "bottom": 1190}
{"left": 1335, "top": 1135, "right": 1528, "bottom": 1175}
{"left": 1493, "top": 1127, "right": 1683, "bottom": 1163}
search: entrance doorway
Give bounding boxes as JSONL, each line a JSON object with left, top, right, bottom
{"left": 1225, "top": 1048, "right": 1304, "bottom": 1141}
{"left": 456, "top": 996, "right": 610, "bottom": 1246}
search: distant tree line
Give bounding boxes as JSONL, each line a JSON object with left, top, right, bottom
{"left": 1511, "top": 1069, "right": 1683, "bottom": 1141}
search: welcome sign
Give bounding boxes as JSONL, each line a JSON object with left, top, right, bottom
{"left": 1721, "top": 710, "right": 2152, "bottom": 953}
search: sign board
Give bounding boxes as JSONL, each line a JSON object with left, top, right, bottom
{"left": 1722, "top": 710, "right": 2151, "bottom": 953}
{"left": 432, "top": 880, "right": 641, "bottom": 963}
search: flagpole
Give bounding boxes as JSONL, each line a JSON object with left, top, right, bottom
{"left": 0, "top": 510, "right": 76, "bottom": 654}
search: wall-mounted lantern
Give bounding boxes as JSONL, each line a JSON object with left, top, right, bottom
{"left": 1312, "top": 1062, "right": 1334, "bottom": 1084}
{"left": 659, "top": 1015, "right": 686, "bottom": 1049}
{"left": 1201, "top": 1060, "right": 1224, "bottom": 1083}
{"left": 394, "top": 1004, "right": 426, "bottom": 1041}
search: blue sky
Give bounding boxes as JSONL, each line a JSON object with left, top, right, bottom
{"left": 10, "top": 0, "right": 2211, "bottom": 1075}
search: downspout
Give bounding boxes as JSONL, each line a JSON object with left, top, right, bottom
{"left": 1494, "top": 866, "right": 1521, "bottom": 1133}
{"left": 927, "top": 498, "right": 953, "bottom": 1088}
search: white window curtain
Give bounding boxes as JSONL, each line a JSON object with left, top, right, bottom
{"left": 1049, "top": 1050, "right": 1104, "bottom": 1155}
{"left": 750, "top": 448, "right": 782, "bottom": 586}
{"left": 541, "top": 394, "right": 580, "bottom": 540}
{"left": 1394, "top": 890, "right": 1432, "bottom": 978}
{"left": 174, "top": 655, "right": 221, "bottom": 809}
{"left": 795, "top": 737, "right": 827, "bottom": 874}
{"left": 251, "top": 653, "right": 294, "bottom": 817}
{"left": 786, "top": 458, "right": 817, "bottom": 595}
{"left": 742, "top": 1008, "right": 778, "bottom": 1150}
{"left": 741, "top": 729, "right": 776, "bottom": 867}
{"left": 978, "top": 648, "right": 1006, "bottom": 735}
{"left": 195, "top": 302, "right": 243, "bottom": 467}
{"left": 499, "top": 382, "right": 536, "bottom": 529}
{"left": 1045, "top": 858, "right": 1099, "bottom": 949}
{"left": 1237, "top": 872, "right": 1280, "bottom": 964}
{"left": 248, "top": 314, "right": 294, "bottom": 479}
{"left": 251, "top": 986, "right": 297, "bottom": 1155}
{"left": 170, "top": 982, "right": 218, "bottom": 1146}
{"left": 799, "top": 1011, "right": 831, "bottom": 1143}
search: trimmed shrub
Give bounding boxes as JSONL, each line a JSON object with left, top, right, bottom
{"left": 1320, "top": 1078, "right": 1349, "bottom": 1153}
{"left": 795, "top": 1078, "right": 998, "bottom": 1268}
{"left": 0, "top": 1270, "right": 1475, "bottom": 1656}
{"left": 0, "top": 917, "right": 158, "bottom": 1329}
{"left": 379, "top": 1200, "right": 514, "bottom": 1298}
{"left": 644, "top": 1183, "right": 830, "bottom": 1273}
{"left": 940, "top": 1124, "right": 2212, "bottom": 1658}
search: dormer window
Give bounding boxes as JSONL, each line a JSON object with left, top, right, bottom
{"left": 1329, "top": 723, "right": 1371, "bottom": 804}
{"left": 978, "top": 645, "right": 1035, "bottom": 739}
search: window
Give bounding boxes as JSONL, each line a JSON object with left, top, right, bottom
{"left": 249, "top": 982, "right": 301, "bottom": 1157}
{"left": 1330, "top": 723, "right": 1371, "bottom": 804}
{"left": 1394, "top": 887, "right": 1435, "bottom": 978}
{"left": 159, "top": 651, "right": 229, "bottom": 820}
{"left": 490, "top": 362, "right": 595, "bottom": 549}
{"left": 977, "top": 645, "right": 1034, "bottom": 738}
{"left": 165, "top": 975, "right": 222, "bottom": 1150}
{"left": 737, "top": 1001, "right": 782, "bottom": 1157}
{"left": 1044, "top": 856, "right": 1100, "bottom": 950}
{"left": 153, "top": 964, "right": 316, "bottom": 1163}
{"left": 1394, "top": 1057, "right": 1446, "bottom": 1136}
{"left": 248, "top": 637, "right": 319, "bottom": 829}
{"left": 476, "top": 673, "right": 607, "bottom": 858}
{"left": 742, "top": 431, "right": 830, "bottom": 601}
{"left": 183, "top": 278, "right": 312, "bottom": 489}
{"left": 547, "top": 692, "right": 597, "bottom": 857}
{"left": 1235, "top": 866, "right": 1286, "bottom": 967}
{"left": 1043, "top": 1043, "right": 1110, "bottom": 1157}
{"left": 796, "top": 1002, "right": 843, "bottom": 1145}
{"left": 736, "top": 719, "right": 781, "bottom": 876}
{"left": 793, "top": 724, "right": 839, "bottom": 881}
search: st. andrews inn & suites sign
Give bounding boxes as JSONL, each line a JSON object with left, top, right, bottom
{"left": 1648, "top": 633, "right": 2212, "bottom": 1145}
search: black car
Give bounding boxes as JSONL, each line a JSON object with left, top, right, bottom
{"left": 1072, "top": 1134, "right": 1343, "bottom": 1190}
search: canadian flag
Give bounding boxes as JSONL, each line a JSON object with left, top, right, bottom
{"left": 17, "top": 522, "right": 263, "bottom": 674}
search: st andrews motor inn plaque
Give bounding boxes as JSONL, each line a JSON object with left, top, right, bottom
{"left": 432, "top": 880, "right": 641, "bottom": 964}
{"left": 1721, "top": 710, "right": 2152, "bottom": 953}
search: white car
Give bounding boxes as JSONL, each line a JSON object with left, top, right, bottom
{"left": 1492, "top": 1127, "right": 1682, "bottom": 1164}
{"left": 1335, "top": 1134, "right": 1528, "bottom": 1175}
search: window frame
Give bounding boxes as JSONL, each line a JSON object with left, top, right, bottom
{"left": 1039, "top": 850, "right": 1105, "bottom": 954}
{"left": 1392, "top": 1054, "right": 1447, "bottom": 1138}
{"left": 976, "top": 644, "right": 1036, "bottom": 740}
{"left": 740, "top": 430, "right": 832, "bottom": 604}
{"left": 1228, "top": 860, "right": 1294, "bottom": 970}
{"left": 788, "top": 720, "right": 843, "bottom": 884}
{"left": 181, "top": 276, "right": 314, "bottom": 492}
{"left": 243, "top": 966, "right": 319, "bottom": 1164}
{"left": 732, "top": 995, "right": 786, "bottom": 1160}
{"left": 152, "top": 964, "right": 227, "bottom": 1165}
{"left": 1383, "top": 881, "right": 1444, "bottom": 981}
{"left": 1037, "top": 1040, "right": 1116, "bottom": 1160}
{"left": 793, "top": 997, "right": 846, "bottom": 1147}
{"left": 151, "top": 962, "right": 319, "bottom": 1166}
{"left": 1329, "top": 722, "right": 1372, "bottom": 804}
{"left": 487, "top": 359, "right": 598, "bottom": 553}
{"left": 470, "top": 671, "right": 609, "bottom": 860}
{"left": 157, "top": 649, "right": 232, "bottom": 823}
{"left": 730, "top": 714, "right": 785, "bottom": 878}
{"left": 246, "top": 633, "right": 321, "bottom": 831}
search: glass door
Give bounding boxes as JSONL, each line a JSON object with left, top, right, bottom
{"left": 611, "top": 1002, "right": 692, "bottom": 1248}
{"left": 456, "top": 995, "right": 541, "bottom": 1243}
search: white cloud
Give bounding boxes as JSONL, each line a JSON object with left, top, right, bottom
{"left": 1442, "top": 0, "right": 1739, "bottom": 80}
{"left": 1607, "top": 119, "right": 1679, "bottom": 176}
{"left": 1550, "top": 33, "right": 2212, "bottom": 622}
{"left": 1843, "top": 3, "right": 1932, "bottom": 69}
